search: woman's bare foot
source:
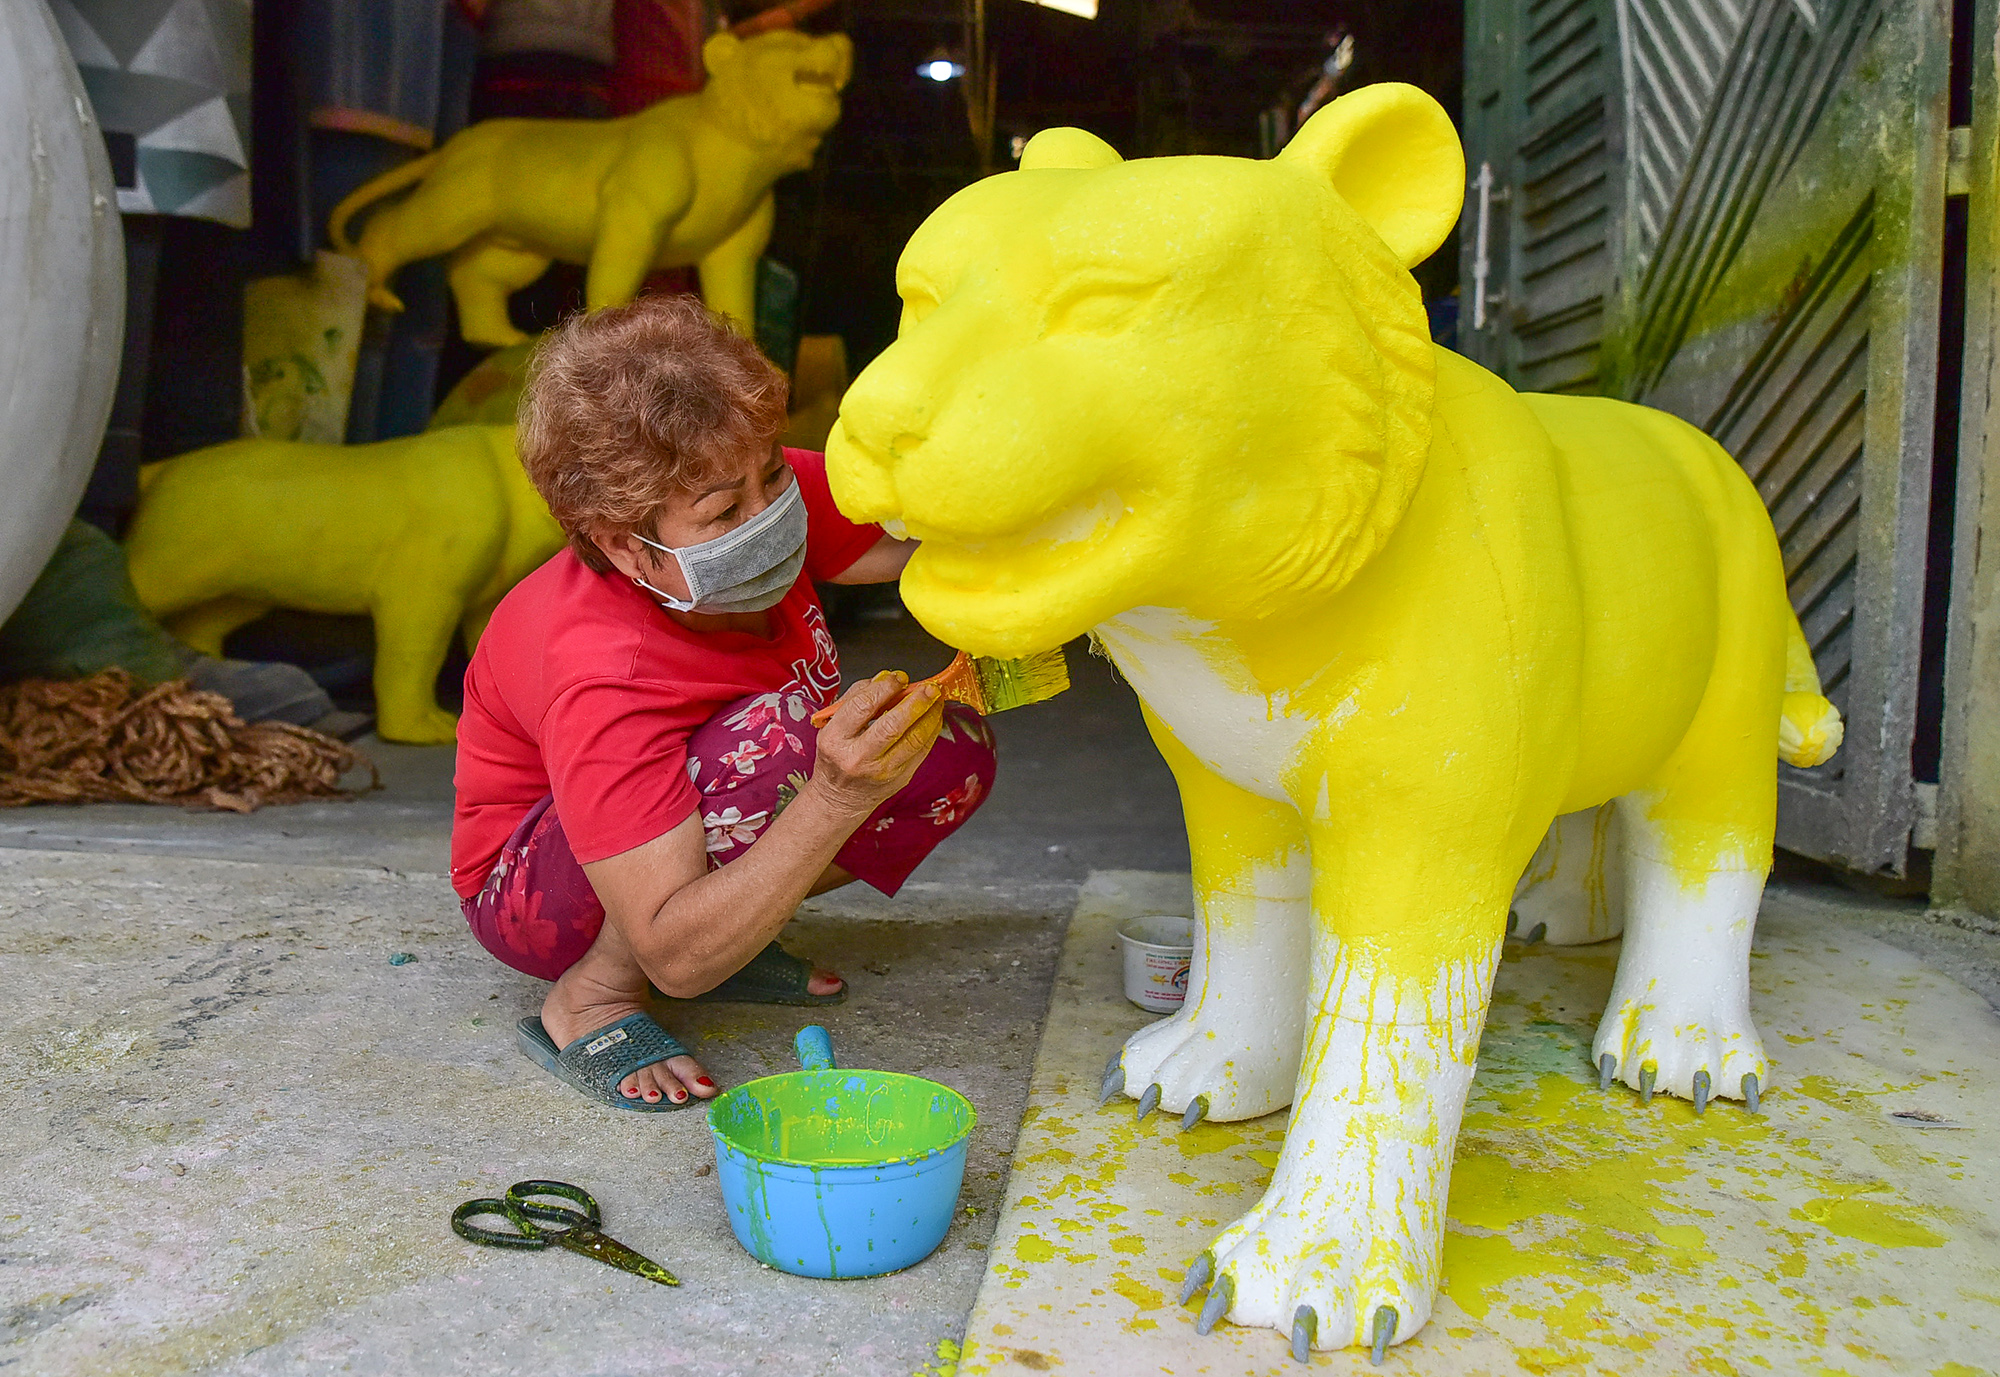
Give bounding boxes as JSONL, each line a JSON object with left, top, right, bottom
{"left": 802, "top": 867, "right": 851, "bottom": 997}
{"left": 542, "top": 919, "right": 718, "bottom": 1106}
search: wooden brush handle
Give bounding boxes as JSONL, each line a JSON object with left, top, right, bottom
{"left": 809, "top": 654, "right": 973, "bottom": 728}
{"left": 808, "top": 678, "right": 914, "bottom": 729}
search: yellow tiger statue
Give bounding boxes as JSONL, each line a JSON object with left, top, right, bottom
{"left": 329, "top": 29, "right": 851, "bottom": 348}
{"left": 125, "top": 425, "right": 558, "bottom": 745}
{"left": 824, "top": 86, "right": 1842, "bottom": 1357}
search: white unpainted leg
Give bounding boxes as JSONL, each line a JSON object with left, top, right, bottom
{"left": 1202, "top": 936, "right": 1501, "bottom": 1351}
{"left": 1592, "top": 799, "right": 1770, "bottom": 1103}
{"left": 1511, "top": 803, "right": 1626, "bottom": 946}
{"left": 1118, "top": 849, "right": 1311, "bottom": 1122}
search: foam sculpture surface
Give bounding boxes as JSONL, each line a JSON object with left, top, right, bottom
{"left": 825, "top": 86, "right": 1847, "bottom": 1355}
{"left": 330, "top": 29, "right": 852, "bottom": 349}
{"left": 0, "top": 0, "right": 125, "bottom": 624}
{"left": 124, "top": 425, "right": 560, "bottom": 744}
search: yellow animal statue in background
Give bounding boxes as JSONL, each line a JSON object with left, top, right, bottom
{"left": 329, "top": 29, "right": 852, "bottom": 349}
{"left": 125, "top": 425, "right": 560, "bottom": 744}
{"left": 826, "top": 87, "right": 1843, "bottom": 1358}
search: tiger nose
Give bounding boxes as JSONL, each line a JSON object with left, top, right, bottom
{"left": 825, "top": 390, "right": 914, "bottom": 522}
{"left": 836, "top": 353, "right": 935, "bottom": 464}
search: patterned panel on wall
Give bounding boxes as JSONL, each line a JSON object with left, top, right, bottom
{"left": 1513, "top": 0, "right": 1617, "bottom": 395}
{"left": 1616, "top": 0, "right": 1749, "bottom": 253}
{"left": 1625, "top": 0, "right": 1882, "bottom": 395}
{"left": 1706, "top": 196, "right": 1874, "bottom": 762}
{"left": 48, "top": 0, "right": 252, "bottom": 228}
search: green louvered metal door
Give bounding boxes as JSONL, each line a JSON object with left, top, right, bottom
{"left": 1462, "top": 0, "right": 1952, "bottom": 874}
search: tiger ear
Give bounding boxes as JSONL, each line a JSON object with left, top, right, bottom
{"left": 702, "top": 31, "right": 743, "bottom": 77}
{"left": 1280, "top": 84, "right": 1464, "bottom": 269}
{"left": 1019, "top": 127, "right": 1123, "bottom": 171}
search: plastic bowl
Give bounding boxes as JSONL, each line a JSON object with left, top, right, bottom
{"left": 706, "top": 1028, "right": 976, "bottom": 1278}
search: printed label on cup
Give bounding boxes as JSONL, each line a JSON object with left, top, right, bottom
{"left": 1118, "top": 915, "right": 1195, "bottom": 1013}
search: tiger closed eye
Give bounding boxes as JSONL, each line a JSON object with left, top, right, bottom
{"left": 1044, "top": 277, "right": 1163, "bottom": 337}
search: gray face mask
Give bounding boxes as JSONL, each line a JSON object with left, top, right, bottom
{"left": 632, "top": 477, "right": 808, "bottom": 614}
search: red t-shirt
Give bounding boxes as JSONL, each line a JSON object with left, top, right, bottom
{"left": 449, "top": 448, "right": 881, "bottom": 898}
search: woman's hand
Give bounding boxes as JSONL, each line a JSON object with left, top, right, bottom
{"left": 810, "top": 671, "right": 946, "bottom": 818}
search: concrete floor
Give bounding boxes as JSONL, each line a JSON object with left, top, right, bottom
{"left": 0, "top": 848, "right": 1057, "bottom": 1377}
{"left": 0, "top": 614, "right": 1186, "bottom": 1377}
{"left": 6, "top": 611, "right": 2000, "bottom": 1374}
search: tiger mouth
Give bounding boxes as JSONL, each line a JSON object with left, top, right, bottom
{"left": 879, "top": 489, "right": 1128, "bottom": 594}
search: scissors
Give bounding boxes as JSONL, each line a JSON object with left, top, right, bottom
{"left": 451, "top": 1179, "right": 679, "bottom": 1287}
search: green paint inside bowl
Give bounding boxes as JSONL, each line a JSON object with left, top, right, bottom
{"left": 708, "top": 1069, "right": 975, "bottom": 1168}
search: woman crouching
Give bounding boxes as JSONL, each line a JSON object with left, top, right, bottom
{"left": 451, "top": 295, "right": 995, "bottom": 1110}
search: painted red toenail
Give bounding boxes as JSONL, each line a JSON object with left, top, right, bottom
{"left": 695, "top": 1076, "right": 715, "bottom": 1088}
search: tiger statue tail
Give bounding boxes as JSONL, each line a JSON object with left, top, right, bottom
{"left": 1778, "top": 605, "right": 1844, "bottom": 768}
{"left": 327, "top": 151, "right": 443, "bottom": 256}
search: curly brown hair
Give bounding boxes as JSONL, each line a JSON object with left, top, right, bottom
{"left": 517, "top": 295, "right": 790, "bottom": 573}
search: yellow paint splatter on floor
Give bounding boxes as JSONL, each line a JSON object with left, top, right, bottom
{"left": 957, "top": 878, "right": 2000, "bottom": 1375}
{"left": 911, "top": 1336, "right": 962, "bottom": 1377}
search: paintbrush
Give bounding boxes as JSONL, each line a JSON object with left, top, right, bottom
{"left": 810, "top": 648, "right": 1070, "bottom": 727}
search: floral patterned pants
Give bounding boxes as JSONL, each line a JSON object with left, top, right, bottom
{"left": 462, "top": 690, "right": 998, "bottom": 981}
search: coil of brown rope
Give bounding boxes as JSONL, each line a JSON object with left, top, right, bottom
{"left": 0, "top": 669, "right": 380, "bottom": 812}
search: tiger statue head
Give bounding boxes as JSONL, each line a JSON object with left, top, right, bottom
{"left": 826, "top": 85, "right": 1464, "bottom": 658}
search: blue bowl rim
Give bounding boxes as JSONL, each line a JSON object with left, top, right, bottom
{"left": 704, "top": 1067, "right": 977, "bottom": 1170}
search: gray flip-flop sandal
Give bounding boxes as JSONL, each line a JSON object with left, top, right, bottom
{"left": 515, "top": 1012, "right": 696, "bottom": 1111}
{"left": 687, "top": 941, "right": 846, "bottom": 1007}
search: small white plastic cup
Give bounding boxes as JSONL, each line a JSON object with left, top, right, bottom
{"left": 1118, "top": 916, "right": 1195, "bottom": 1013}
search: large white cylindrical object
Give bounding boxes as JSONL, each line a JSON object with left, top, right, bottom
{"left": 0, "top": 0, "right": 124, "bottom": 623}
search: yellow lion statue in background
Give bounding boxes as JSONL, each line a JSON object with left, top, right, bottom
{"left": 125, "top": 425, "right": 559, "bottom": 745}
{"left": 330, "top": 29, "right": 852, "bottom": 348}
{"left": 826, "top": 87, "right": 1842, "bottom": 1357}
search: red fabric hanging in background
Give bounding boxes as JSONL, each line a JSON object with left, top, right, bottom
{"left": 611, "top": 0, "right": 713, "bottom": 115}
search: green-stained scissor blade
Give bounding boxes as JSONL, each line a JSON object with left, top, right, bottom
{"left": 559, "top": 1228, "right": 680, "bottom": 1287}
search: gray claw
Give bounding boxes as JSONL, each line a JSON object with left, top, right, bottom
{"left": 1136, "top": 1083, "right": 1161, "bottom": 1122}
{"left": 1742, "top": 1072, "right": 1761, "bottom": 1114}
{"left": 1099, "top": 1065, "right": 1125, "bottom": 1107}
{"left": 1525, "top": 921, "right": 1547, "bottom": 944}
{"left": 1180, "top": 1095, "right": 1209, "bottom": 1132}
{"left": 1639, "top": 1063, "right": 1657, "bottom": 1105}
{"left": 1693, "top": 1069, "right": 1711, "bottom": 1115}
{"left": 1178, "top": 1253, "right": 1212, "bottom": 1306}
{"left": 1598, "top": 1052, "right": 1616, "bottom": 1091}
{"left": 1195, "top": 1272, "right": 1233, "bottom": 1335}
{"left": 1291, "top": 1304, "right": 1316, "bottom": 1362}
{"left": 1370, "top": 1305, "right": 1397, "bottom": 1365}
{"left": 1506, "top": 910, "right": 1519, "bottom": 935}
